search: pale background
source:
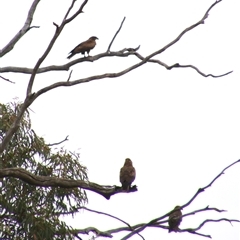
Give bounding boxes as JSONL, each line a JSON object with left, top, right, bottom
{"left": 0, "top": 0, "right": 239, "bottom": 239}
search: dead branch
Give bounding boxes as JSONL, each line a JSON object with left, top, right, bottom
{"left": 67, "top": 70, "right": 73, "bottom": 82}
{"left": 0, "top": 46, "right": 231, "bottom": 78}
{"left": 182, "top": 159, "right": 240, "bottom": 208}
{"left": 0, "top": 168, "right": 137, "bottom": 199}
{"left": 0, "top": 75, "right": 15, "bottom": 84}
{"left": 107, "top": 17, "right": 126, "bottom": 52}
{"left": 47, "top": 135, "right": 69, "bottom": 146}
{"left": 180, "top": 218, "right": 240, "bottom": 238}
{"left": 0, "top": 0, "right": 41, "bottom": 57}
{"left": 133, "top": 53, "right": 233, "bottom": 78}
{"left": 80, "top": 207, "right": 145, "bottom": 240}
{"left": 0, "top": 49, "right": 139, "bottom": 74}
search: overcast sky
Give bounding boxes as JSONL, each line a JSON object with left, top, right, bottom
{"left": 0, "top": 0, "right": 240, "bottom": 239}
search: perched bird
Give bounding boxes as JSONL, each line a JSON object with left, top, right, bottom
{"left": 168, "top": 206, "right": 182, "bottom": 233}
{"left": 67, "top": 36, "right": 98, "bottom": 59}
{"left": 120, "top": 158, "right": 136, "bottom": 191}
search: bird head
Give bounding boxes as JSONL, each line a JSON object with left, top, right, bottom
{"left": 174, "top": 206, "right": 181, "bottom": 210}
{"left": 89, "top": 36, "right": 98, "bottom": 40}
{"left": 124, "top": 158, "right": 133, "bottom": 166}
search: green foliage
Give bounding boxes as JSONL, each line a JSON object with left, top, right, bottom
{"left": 0, "top": 102, "right": 88, "bottom": 239}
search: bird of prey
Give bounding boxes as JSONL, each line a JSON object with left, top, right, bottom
{"left": 67, "top": 36, "right": 98, "bottom": 59}
{"left": 168, "top": 206, "right": 182, "bottom": 232}
{"left": 120, "top": 158, "right": 136, "bottom": 191}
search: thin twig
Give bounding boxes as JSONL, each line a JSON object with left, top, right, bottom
{"left": 180, "top": 218, "right": 240, "bottom": 237}
{"left": 107, "top": 17, "right": 126, "bottom": 52}
{"left": 67, "top": 70, "right": 73, "bottom": 82}
{"left": 0, "top": 75, "right": 15, "bottom": 84}
{"left": 80, "top": 207, "right": 145, "bottom": 240}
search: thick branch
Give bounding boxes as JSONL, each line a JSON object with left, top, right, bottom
{"left": 0, "top": 168, "right": 137, "bottom": 199}
{"left": 0, "top": 0, "right": 40, "bottom": 57}
{"left": 0, "top": 49, "right": 138, "bottom": 74}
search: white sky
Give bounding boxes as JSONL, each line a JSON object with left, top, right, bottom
{"left": 0, "top": 0, "right": 240, "bottom": 239}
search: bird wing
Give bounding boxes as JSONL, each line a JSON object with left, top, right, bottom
{"left": 69, "top": 39, "right": 96, "bottom": 54}
{"left": 69, "top": 41, "right": 85, "bottom": 54}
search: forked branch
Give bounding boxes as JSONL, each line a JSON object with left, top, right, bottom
{"left": 0, "top": 0, "right": 40, "bottom": 57}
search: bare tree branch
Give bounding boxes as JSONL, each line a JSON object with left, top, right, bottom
{"left": 133, "top": 53, "right": 233, "bottom": 78}
{"left": 0, "top": 46, "right": 231, "bottom": 79}
{"left": 80, "top": 207, "right": 145, "bottom": 240}
{"left": 0, "top": 49, "right": 138, "bottom": 74}
{"left": 0, "top": 75, "right": 15, "bottom": 84}
{"left": 0, "top": 0, "right": 40, "bottom": 57}
{"left": 107, "top": 17, "right": 126, "bottom": 52}
{"left": 0, "top": 167, "right": 138, "bottom": 199}
{"left": 182, "top": 218, "right": 240, "bottom": 233}
{"left": 182, "top": 159, "right": 240, "bottom": 208}
{"left": 64, "top": 0, "right": 87, "bottom": 24}
{"left": 0, "top": 0, "right": 86, "bottom": 154}
{"left": 47, "top": 135, "right": 69, "bottom": 146}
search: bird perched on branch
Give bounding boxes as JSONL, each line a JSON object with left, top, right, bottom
{"left": 67, "top": 36, "right": 98, "bottom": 59}
{"left": 168, "top": 206, "right": 182, "bottom": 232}
{"left": 120, "top": 158, "right": 136, "bottom": 191}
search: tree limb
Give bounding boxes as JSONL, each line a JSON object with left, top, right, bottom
{"left": 0, "top": 167, "right": 137, "bottom": 199}
{"left": 0, "top": 0, "right": 40, "bottom": 57}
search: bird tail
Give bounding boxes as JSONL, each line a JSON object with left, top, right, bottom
{"left": 122, "top": 183, "right": 130, "bottom": 191}
{"left": 169, "top": 227, "right": 179, "bottom": 233}
{"left": 67, "top": 53, "right": 74, "bottom": 59}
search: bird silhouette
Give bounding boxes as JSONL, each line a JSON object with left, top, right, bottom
{"left": 67, "top": 36, "right": 98, "bottom": 59}
{"left": 120, "top": 158, "right": 136, "bottom": 191}
{"left": 168, "top": 206, "right": 182, "bottom": 232}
